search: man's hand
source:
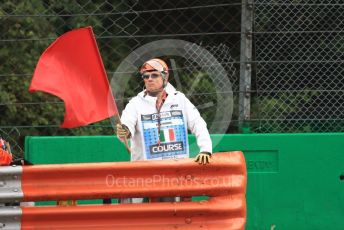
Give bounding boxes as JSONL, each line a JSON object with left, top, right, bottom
{"left": 195, "top": 152, "right": 211, "bottom": 165}
{"left": 116, "top": 124, "right": 130, "bottom": 139}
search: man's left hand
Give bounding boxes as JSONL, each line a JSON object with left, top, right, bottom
{"left": 195, "top": 152, "right": 211, "bottom": 165}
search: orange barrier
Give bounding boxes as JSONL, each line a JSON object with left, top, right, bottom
{"left": 1, "top": 151, "right": 246, "bottom": 229}
{"left": 21, "top": 195, "right": 245, "bottom": 229}
{"left": 21, "top": 152, "right": 246, "bottom": 202}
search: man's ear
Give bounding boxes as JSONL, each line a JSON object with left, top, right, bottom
{"left": 163, "top": 72, "right": 169, "bottom": 80}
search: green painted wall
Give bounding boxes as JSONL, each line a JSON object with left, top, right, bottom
{"left": 25, "top": 133, "right": 344, "bottom": 229}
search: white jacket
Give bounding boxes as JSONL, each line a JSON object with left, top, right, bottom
{"left": 121, "top": 83, "right": 212, "bottom": 161}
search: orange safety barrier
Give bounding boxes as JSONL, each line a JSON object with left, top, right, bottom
{"left": 21, "top": 194, "right": 245, "bottom": 229}
{"left": 2, "top": 151, "right": 246, "bottom": 229}
{"left": 21, "top": 151, "right": 246, "bottom": 202}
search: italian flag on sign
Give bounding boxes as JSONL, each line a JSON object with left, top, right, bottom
{"left": 159, "top": 128, "right": 175, "bottom": 142}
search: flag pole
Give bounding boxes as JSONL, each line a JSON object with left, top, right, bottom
{"left": 114, "top": 115, "right": 131, "bottom": 154}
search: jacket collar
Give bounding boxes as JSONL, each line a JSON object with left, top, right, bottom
{"left": 138, "top": 83, "right": 176, "bottom": 99}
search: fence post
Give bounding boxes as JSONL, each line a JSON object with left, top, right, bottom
{"left": 239, "top": 0, "right": 254, "bottom": 133}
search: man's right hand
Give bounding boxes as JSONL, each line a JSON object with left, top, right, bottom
{"left": 116, "top": 124, "right": 130, "bottom": 139}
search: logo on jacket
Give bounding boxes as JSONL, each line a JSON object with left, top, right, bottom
{"left": 170, "top": 104, "right": 178, "bottom": 109}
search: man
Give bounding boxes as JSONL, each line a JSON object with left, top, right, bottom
{"left": 116, "top": 58, "right": 212, "bottom": 164}
{"left": 0, "top": 136, "right": 12, "bottom": 166}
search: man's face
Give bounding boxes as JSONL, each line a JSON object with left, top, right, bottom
{"left": 142, "top": 71, "right": 164, "bottom": 93}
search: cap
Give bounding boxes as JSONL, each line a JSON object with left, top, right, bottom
{"left": 140, "top": 58, "right": 168, "bottom": 74}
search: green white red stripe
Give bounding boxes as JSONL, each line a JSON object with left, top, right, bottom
{"left": 159, "top": 128, "right": 175, "bottom": 142}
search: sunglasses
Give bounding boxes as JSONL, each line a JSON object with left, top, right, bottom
{"left": 141, "top": 72, "right": 161, "bottom": 79}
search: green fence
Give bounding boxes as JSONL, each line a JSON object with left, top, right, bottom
{"left": 25, "top": 133, "right": 344, "bottom": 230}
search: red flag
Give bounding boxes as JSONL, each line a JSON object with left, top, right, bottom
{"left": 29, "top": 27, "right": 118, "bottom": 128}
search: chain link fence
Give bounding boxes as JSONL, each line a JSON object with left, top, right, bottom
{"left": 252, "top": 0, "right": 344, "bottom": 132}
{"left": 0, "top": 0, "right": 343, "bottom": 158}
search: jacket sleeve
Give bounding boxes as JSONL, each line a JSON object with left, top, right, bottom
{"left": 120, "top": 98, "right": 138, "bottom": 138}
{"left": 184, "top": 96, "right": 212, "bottom": 154}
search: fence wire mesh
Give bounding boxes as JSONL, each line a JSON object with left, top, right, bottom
{"left": 252, "top": 0, "right": 344, "bottom": 133}
{"left": 0, "top": 1, "right": 343, "bottom": 158}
